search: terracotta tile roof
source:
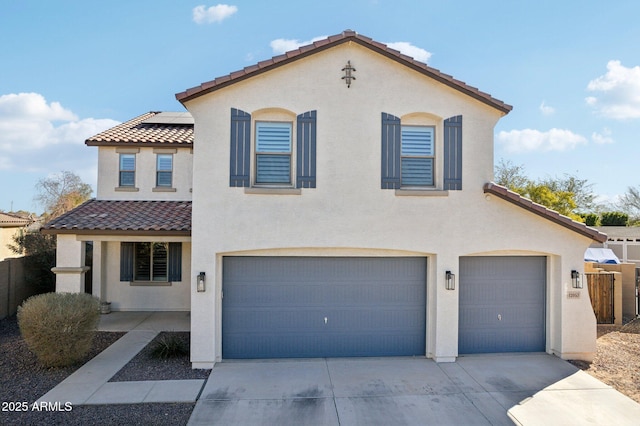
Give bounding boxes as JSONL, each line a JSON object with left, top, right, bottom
{"left": 41, "top": 200, "right": 191, "bottom": 236}
{"left": 176, "top": 30, "right": 512, "bottom": 114}
{"left": 483, "top": 183, "right": 607, "bottom": 243}
{"left": 0, "top": 212, "right": 33, "bottom": 227}
{"left": 85, "top": 112, "right": 193, "bottom": 147}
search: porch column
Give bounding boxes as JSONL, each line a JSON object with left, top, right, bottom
{"left": 52, "top": 234, "right": 89, "bottom": 293}
{"left": 91, "top": 241, "right": 107, "bottom": 301}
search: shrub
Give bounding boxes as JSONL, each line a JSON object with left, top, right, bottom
{"left": 600, "top": 211, "right": 629, "bottom": 226}
{"left": 17, "top": 292, "right": 100, "bottom": 367}
{"left": 581, "top": 213, "right": 599, "bottom": 226}
{"left": 150, "top": 333, "right": 189, "bottom": 359}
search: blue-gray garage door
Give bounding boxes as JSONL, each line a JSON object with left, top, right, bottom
{"left": 222, "top": 257, "right": 426, "bottom": 359}
{"left": 459, "top": 256, "right": 546, "bottom": 354}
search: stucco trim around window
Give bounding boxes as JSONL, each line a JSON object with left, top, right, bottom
{"left": 244, "top": 187, "right": 302, "bottom": 195}
{"left": 394, "top": 189, "right": 449, "bottom": 197}
{"left": 129, "top": 281, "right": 173, "bottom": 287}
{"left": 152, "top": 187, "right": 177, "bottom": 192}
{"left": 115, "top": 186, "right": 139, "bottom": 192}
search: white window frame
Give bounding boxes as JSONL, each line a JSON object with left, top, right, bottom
{"left": 254, "top": 121, "right": 293, "bottom": 186}
{"left": 156, "top": 153, "right": 173, "bottom": 188}
{"left": 119, "top": 153, "right": 136, "bottom": 187}
{"left": 400, "top": 125, "right": 435, "bottom": 187}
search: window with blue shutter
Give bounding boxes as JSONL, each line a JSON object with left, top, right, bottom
{"left": 296, "top": 111, "right": 317, "bottom": 188}
{"left": 381, "top": 113, "right": 401, "bottom": 189}
{"left": 156, "top": 154, "right": 173, "bottom": 187}
{"left": 119, "top": 154, "right": 135, "bottom": 187}
{"left": 230, "top": 108, "right": 251, "bottom": 187}
{"left": 255, "top": 122, "right": 292, "bottom": 184}
{"left": 443, "top": 115, "right": 462, "bottom": 190}
{"left": 401, "top": 126, "right": 435, "bottom": 186}
{"left": 120, "top": 242, "right": 182, "bottom": 283}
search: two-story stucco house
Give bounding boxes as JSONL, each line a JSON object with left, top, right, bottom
{"left": 44, "top": 30, "right": 606, "bottom": 367}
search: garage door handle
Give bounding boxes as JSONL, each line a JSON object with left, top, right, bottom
{"left": 497, "top": 314, "right": 502, "bottom": 321}
{"left": 324, "top": 317, "right": 328, "bottom": 324}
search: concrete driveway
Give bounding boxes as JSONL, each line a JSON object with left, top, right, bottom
{"left": 188, "top": 354, "right": 640, "bottom": 425}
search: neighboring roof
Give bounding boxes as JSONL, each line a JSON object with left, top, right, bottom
{"left": 176, "top": 30, "right": 512, "bottom": 114}
{"left": 483, "top": 183, "right": 607, "bottom": 243}
{"left": 41, "top": 200, "right": 191, "bottom": 236}
{"left": 0, "top": 212, "right": 33, "bottom": 228}
{"left": 85, "top": 112, "right": 193, "bottom": 147}
{"left": 585, "top": 248, "right": 620, "bottom": 264}
{"left": 594, "top": 226, "right": 640, "bottom": 241}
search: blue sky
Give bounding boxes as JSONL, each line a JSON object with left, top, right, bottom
{"left": 2, "top": 0, "right": 640, "bottom": 213}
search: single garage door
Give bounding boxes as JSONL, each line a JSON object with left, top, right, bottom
{"left": 459, "top": 256, "right": 546, "bottom": 354}
{"left": 222, "top": 257, "right": 426, "bottom": 359}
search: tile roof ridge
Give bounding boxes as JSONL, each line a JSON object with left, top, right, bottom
{"left": 175, "top": 30, "right": 512, "bottom": 113}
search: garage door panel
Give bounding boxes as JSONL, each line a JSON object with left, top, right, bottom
{"left": 459, "top": 256, "right": 546, "bottom": 354}
{"left": 222, "top": 257, "right": 426, "bottom": 359}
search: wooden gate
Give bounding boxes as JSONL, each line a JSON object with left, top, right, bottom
{"left": 586, "top": 273, "right": 615, "bottom": 324}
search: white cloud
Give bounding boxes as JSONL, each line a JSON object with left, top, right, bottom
{"left": 385, "top": 42, "right": 432, "bottom": 63}
{"left": 270, "top": 36, "right": 328, "bottom": 54}
{"left": 592, "top": 128, "right": 614, "bottom": 144}
{"left": 539, "top": 101, "right": 555, "bottom": 116}
{"left": 586, "top": 60, "right": 640, "bottom": 119}
{"left": 193, "top": 4, "right": 237, "bottom": 24}
{"left": 497, "top": 128, "right": 587, "bottom": 153}
{"left": 0, "top": 92, "right": 119, "bottom": 172}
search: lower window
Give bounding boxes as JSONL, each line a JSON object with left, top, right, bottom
{"left": 120, "top": 242, "right": 182, "bottom": 283}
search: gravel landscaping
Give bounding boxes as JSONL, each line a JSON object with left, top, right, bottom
{"left": 569, "top": 319, "right": 640, "bottom": 404}
{"left": 0, "top": 316, "right": 200, "bottom": 426}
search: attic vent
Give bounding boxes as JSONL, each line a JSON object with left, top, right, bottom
{"left": 142, "top": 112, "right": 194, "bottom": 125}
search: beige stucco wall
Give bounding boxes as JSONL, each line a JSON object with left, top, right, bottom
{"left": 0, "top": 226, "right": 21, "bottom": 261}
{"left": 96, "top": 146, "right": 193, "bottom": 201}
{"left": 183, "top": 43, "right": 597, "bottom": 367}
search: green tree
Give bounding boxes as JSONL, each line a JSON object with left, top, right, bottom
{"left": 494, "top": 159, "right": 598, "bottom": 222}
{"left": 9, "top": 171, "right": 92, "bottom": 292}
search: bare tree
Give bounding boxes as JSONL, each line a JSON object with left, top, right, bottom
{"left": 35, "top": 171, "right": 92, "bottom": 219}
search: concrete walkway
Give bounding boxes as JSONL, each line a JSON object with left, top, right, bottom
{"left": 37, "top": 311, "right": 205, "bottom": 406}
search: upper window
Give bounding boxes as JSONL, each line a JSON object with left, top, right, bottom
{"left": 255, "top": 122, "right": 292, "bottom": 184}
{"left": 401, "top": 126, "right": 434, "bottom": 186}
{"left": 119, "top": 154, "right": 136, "bottom": 187}
{"left": 156, "top": 154, "right": 173, "bottom": 187}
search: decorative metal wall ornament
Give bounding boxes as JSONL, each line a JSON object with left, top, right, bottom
{"left": 341, "top": 60, "right": 356, "bottom": 88}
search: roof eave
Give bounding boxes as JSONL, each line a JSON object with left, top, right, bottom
{"left": 41, "top": 228, "right": 191, "bottom": 236}
{"left": 483, "top": 182, "right": 608, "bottom": 243}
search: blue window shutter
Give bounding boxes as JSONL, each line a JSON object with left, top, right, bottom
{"left": 381, "top": 113, "right": 401, "bottom": 189}
{"left": 296, "top": 110, "right": 317, "bottom": 188}
{"left": 443, "top": 115, "right": 462, "bottom": 190}
{"left": 120, "top": 242, "right": 134, "bottom": 281}
{"left": 230, "top": 108, "right": 251, "bottom": 187}
{"left": 168, "top": 242, "right": 182, "bottom": 282}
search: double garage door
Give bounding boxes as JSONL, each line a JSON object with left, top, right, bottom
{"left": 221, "top": 256, "right": 546, "bottom": 359}
{"left": 222, "top": 257, "right": 426, "bottom": 359}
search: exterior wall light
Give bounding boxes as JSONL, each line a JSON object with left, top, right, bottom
{"left": 197, "top": 272, "right": 206, "bottom": 292}
{"left": 571, "top": 270, "right": 582, "bottom": 289}
{"left": 445, "top": 271, "right": 456, "bottom": 291}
